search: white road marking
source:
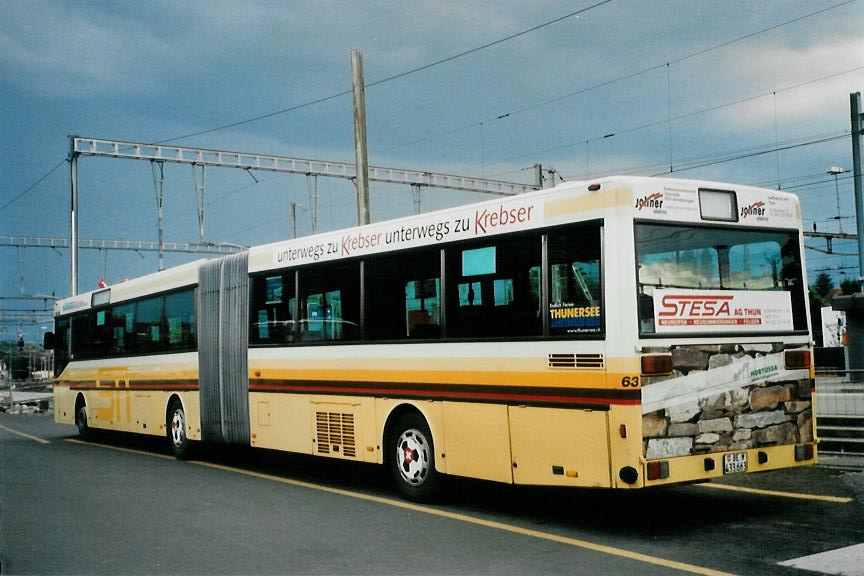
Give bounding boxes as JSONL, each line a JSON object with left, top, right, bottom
{"left": 779, "top": 543, "right": 864, "bottom": 575}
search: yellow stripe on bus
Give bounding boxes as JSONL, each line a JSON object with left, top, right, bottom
{"left": 57, "top": 356, "right": 643, "bottom": 390}
{"left": 250, "top": 368, "right": 612, "bottom": 388}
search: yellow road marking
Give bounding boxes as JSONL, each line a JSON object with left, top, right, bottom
{"left": 0, "top": 423, "right": 50, "bottom": 445}
{"left": 65, "top": 438, "right": 174, "bottom": 460}
{"left": 192, "top": 460, "right": 734, "bottom": 576}
{"left": 63, "top": 438, "right": 736, "bottom": 575}
{"left": 699, "top": 482, "right": 852, "bottom": 504}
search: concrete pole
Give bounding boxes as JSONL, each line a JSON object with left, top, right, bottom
{"left": 351, "top": 50, "right": 370, "bottom": 226}
{"left": 851, "top": 92, "right": 864, "bottom": 285}
{"left": 69, "top": 135, "right": 79, "bottom": 296}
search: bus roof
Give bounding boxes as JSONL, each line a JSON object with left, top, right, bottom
{"left": 54, "top": 175, "right": 802, "bottom": 315}
{"left": 246, "top": 175, "right": 801, "bottom": 273}
{"left": 55, "top": 258, "right": 206, "bottom": 316}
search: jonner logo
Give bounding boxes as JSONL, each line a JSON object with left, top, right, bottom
{"left": 740, "top": 201, "right": 766, "bottom": 219}
{"left": 635, "top": 192, "right": 664, "bottom": 211}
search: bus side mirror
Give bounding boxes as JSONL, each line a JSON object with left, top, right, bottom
{"left": 43, "top": 332, "right": 55, "bottom": 350}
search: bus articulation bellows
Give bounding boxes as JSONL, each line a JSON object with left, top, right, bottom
{"left": 48, "top": 175, "right": 816, "bottom": 500}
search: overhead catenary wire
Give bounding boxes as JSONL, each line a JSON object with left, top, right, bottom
{"left": 483, "top": 128, "right": 850, "bottom": 183}
{"left": 651, "top": 134, "right": 849, "bottom": 176}
{"left": 3, "top": 1, "right": 857, "bottom": 214}
{"left": 375, "top": 0, "right": 859, "bottom": 155}
{"left": 154, "top": 0, "right": 614, "bottom": 146}
{"left": 1, "top": 1, "right": 616, "bottom": 214}
{"left": 0, "top": 159, "right": 66, "bottom": 213}
{"left": 469, "top": 63, "right": 862, "bottom": 177}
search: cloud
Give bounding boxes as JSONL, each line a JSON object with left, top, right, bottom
{"left": 671, "top": 34, "right": 864, "bottom": 134}
{"left": 0, "top": 2, "right": 177, "bottom": 96}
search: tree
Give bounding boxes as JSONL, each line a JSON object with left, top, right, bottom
{"left": 813, "top": 272, "right": 834, "bottom": 297}
{"left": 840, "top": 279, "right": 861, "bottom": 295}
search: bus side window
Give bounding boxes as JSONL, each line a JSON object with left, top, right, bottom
{"left": 250, "top": 273, "right": 295, "bottom": 345}
{"left": 70, "top": 312, "right": 90, "bottom": 360}
{"left": 547, "top": 224, "right": 603, "bottom": 336}
{"left": 90, "top": 307, "right": 113, "bottom": 358}
{"left": 165, "top": 290, "right": 196, "bottom": 351}
{"left": 112, "top": 302, "right": 136, "bottom": 355}
{"left": 299, "top": 262, "right": 360, "bottom": 342}
{"left": 446, "top": 234, "right": 541, "bottom": 338}
{"left": 134, "top": 295, "right": 164, "bottom": 355}
{"left": 364, "top": 247, "right": 441, "bottom": 341}
{"left": 406, "top": 278, "right": 441, "bottom": 339}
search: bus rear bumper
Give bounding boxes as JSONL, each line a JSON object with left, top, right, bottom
{"left": 640, "top": 442, "right": 817, "bottom": 487}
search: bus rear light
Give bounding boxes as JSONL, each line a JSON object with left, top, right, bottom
{"left": 646, "top": 461, "right": 669, "bottom": 481}
{"left": 784, "top": 349, "right": 811, "bottom": 370}
{"left": 795, "top": 443, "right": 814, "bottom": 462}
{"left": 588, "top": 183, "right": 601, "bottom": 191}
{"left": 641, "top": 354, "right": 673, "bottom": 375}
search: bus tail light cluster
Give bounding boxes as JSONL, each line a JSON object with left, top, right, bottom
{"left": 646, "top": 460, "right": 669, "bottom": 481}
{"left": 795, "top": 443, "right": 814, "bottom": 462}
{"left": 784, "top": 350, "right": 811, "bottom": 370}
{"left": 641, "top": 354, "right": 673, "bottom": 375}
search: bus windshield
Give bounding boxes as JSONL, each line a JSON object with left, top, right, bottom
{"left": 635, "top": 223, "right": 807, "bottom": 334}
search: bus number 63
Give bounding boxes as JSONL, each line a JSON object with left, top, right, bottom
{"left": 621, "top": 376, "right": 640, "bottom": 388}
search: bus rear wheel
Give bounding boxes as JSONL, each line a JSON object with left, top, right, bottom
{"left": 389, "top": 413, "right": 441, "bottom": 502}
{"left": 167, "top": 400, "right": 192, "bottom": 460}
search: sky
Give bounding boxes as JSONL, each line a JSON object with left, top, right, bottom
{"left": 1, "top": 0, "right": 863, "bottom": 342}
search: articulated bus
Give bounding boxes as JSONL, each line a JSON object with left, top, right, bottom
{"left": 49, "top": 175, "right": 816, "bottom": 500}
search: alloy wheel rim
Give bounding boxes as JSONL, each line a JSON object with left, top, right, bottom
{"left": 396, "top": 428, "right": 430, "bottom": 486}
{"left": 171, "top": 409, "right": 185, "bottom": 448}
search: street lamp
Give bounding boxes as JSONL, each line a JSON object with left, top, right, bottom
{"left": 827, "top": 166, "right": 846, "bottom": 233}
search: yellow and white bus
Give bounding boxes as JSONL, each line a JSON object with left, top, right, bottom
{"left": 49, "top": 175, "right": 816, "bottom": 500}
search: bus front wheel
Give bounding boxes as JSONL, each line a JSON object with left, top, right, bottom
{"left": 167, "top": 400, "right": 192, "bottom": 460}
{"left": 389, "top": 413, "right": 441, "bottom": 502}
{"left": 75, "top": 398, "right": 89, "bottom": 438}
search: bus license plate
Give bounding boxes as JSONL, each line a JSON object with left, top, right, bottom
{"left": 723, "top": 452, "right": 748, "bottom": 474}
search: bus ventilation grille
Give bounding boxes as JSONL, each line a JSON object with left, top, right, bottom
{"left": 315, "top": 412, "right": 357, "bottom": 458}
{"left": 548, "top": 353, "right": 605, "bottom": 369}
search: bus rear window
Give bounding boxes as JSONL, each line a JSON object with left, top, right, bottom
{"left": 636, "top": 223, "right": 806, "bottom": 334}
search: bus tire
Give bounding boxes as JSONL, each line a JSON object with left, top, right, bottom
{"left": 388, "top": 412, "right": 441, "bottom": 502}
{"left": 167, "top": 399, "right": 192, "bottom": 460}
{"left": 75, "top": 396, "right": 90, "bottom": 438}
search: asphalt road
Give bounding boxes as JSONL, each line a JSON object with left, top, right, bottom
{"left": 1, "top": 412, "right": 862, "bottom": 576}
